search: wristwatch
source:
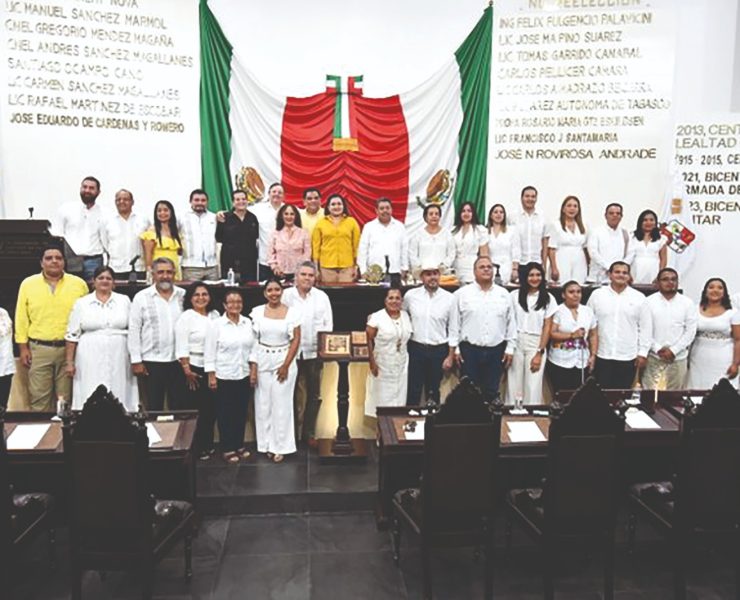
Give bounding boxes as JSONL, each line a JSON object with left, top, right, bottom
{"left": 537, "top": 347, "right": 545, "bottom": 355}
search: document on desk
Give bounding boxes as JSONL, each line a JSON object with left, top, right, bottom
{"left": 146, "top": 423, "right": 162, "bottom": 446}
{"left": 507, "top": 421, "right": 546, "bottom": 443}
{"left": 6, "top": 423, "right": 51, "bottom": 450}
{"left": 625, "top": 410, "right": 660, "bottom": 429}
{"left": 404, "top": 421, "right": 425, "bottom": 441}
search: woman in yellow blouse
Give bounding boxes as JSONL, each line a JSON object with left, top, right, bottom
{"left": 141, "top": 200, "right": 184, "bottom": 280}
{"left": 311, "top": 194, "right": 361, "bottom": 283}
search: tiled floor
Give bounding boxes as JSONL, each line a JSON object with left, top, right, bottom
{"left": 10, "top": 511, "right": 737, "bottom": 599}
{"left": 8, "top": 444, "right": 737, "bottom": 598}
{"left": 196, "top": 443, "right": 378, "bottom": 515}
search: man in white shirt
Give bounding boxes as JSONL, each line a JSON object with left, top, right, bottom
{"left": 283, "top": 261, "right": 333, "bottom": 446}
{"left": 128, "top": 257, "right": 186, "bottom": 411}
{"left": 641, "top": 268, "right": 697, "bottom": 390}
{"left": 180, "top": 188, "right": 219, "bottom": 281}
{"left": 358, "top": 198, "right": 409, "bottom": 283}
{"left": 586, "top": 203, "right": 632, "bottom": 284}
{"left": 101, "top": 189, "right": 150, "bottom": 278}
{"left": 587, "top": 261, "right": 650, "bottom": 389}
{"left": 54, "top": 175, "right": 105, "bottom": 280}
{"left": 251, "top": 182, "right": 285, "bottom": 281}
{"left": 511, "top": 185, "right": 547, "bottom": 283}
{"left": 299, "top": 187, "right": 323, "bottom": 239}
{"left": 403, "top": 261, "right": 454, "bottom": 405}
{"left": 449, "top": 256, "right": 517, "bottom": 399}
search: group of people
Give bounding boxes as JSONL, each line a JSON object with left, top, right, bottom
{"left": 364, "top": 257, "right": 740, "bottom": 412}
{"left": 3, "top": 177, "right": 739, "bottom": 460}
{"left": 8, "top": 243, "right": 333, "bottom": 464}
{"left": 53, "top": 177, "right": 670, "bottom": 289}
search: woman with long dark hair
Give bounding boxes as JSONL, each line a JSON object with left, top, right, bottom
{"left": 451, "top": 201, "right": 488, "bottom": 284}
{"left": 687, "top": 278, "right": 740, "bottom": 389}
{"left": 141, "top": 200, "right": 184, "bottom": 280}
{"left": 507, "top": 262, "right": 556, "bottom": 405}
{"left": 628, "top": 209, "right": 667, "bottom": 284}
{"left": 176, "top": 282, "right": 220, "bottom": 459}
{"left": 250, "top": 278, "right": 302, "bottom": 462}
{"left": 548, "top": 195, "right": 588, "bottom": 284}
{"left": 267, "top": 204, "right": 311, "bottom": 280}
{"left": 486, "top": 203, "right": 519, "bottom": 284}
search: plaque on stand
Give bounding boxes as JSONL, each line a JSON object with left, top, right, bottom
{"left": 317, "top": 331, "right": 370, "bottom": 464}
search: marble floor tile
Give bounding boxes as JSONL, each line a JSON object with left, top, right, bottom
{"left": 223, "top": 514, "right": 309, "bottom": 556}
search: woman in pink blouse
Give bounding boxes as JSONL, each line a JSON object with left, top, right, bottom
{"left": 267, "top": 204, "right": 311, "bottom": 280}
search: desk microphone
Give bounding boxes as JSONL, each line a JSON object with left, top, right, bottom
{"left": 128, "top": 255, "right": 140, "bottom": 283}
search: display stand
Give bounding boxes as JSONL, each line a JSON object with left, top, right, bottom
{"left": 317, "top": 331, "right": 370, "bottom": 464}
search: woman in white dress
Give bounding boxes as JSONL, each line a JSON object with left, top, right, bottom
{"left": 628, "top": 209, "right": 667, "bottom": 285}
{"left": 408, "top": 204, "right": 456, "bottom": 275}
{"left": 546, "top": 281, "right": 598, "bottom": 395}
{"left": 486, "top": 203, "right": 520, "bottom": 285}
{"left": 64, "top": 266, "right": 138, "bottom": 411}
{"left": 176, "top": 282, "right": 220, "bottom": 459}
{"left": 250, "top": 279, "right": 301, "bottom": 463}
{"left": 687, "top": 278, "right": 740, "bottom": 389}
{"left": 548, "top": 196, "right": 588, "bottom": 284}
{"left": 507, "top": 263, "right": 557, "bottom": 405}
{"left": 366, "top": 287, "right": 413, "bottom": 416}
{"left": 0, "top": 307, "right": 15, "bottom": 408}
{"left": 451, "top": 202, "right": 489, "bottom": 284}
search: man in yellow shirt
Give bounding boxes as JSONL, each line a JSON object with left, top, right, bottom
{"left": 15, "top": 243, "right": 89, "bottom": 411}
{"left": 299, "top": 188, "right": 323, "bottom": 238}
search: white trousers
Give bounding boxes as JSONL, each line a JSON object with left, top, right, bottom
{"left": 506, "top": 332, "right": 546, "bottom": 405}
{"left": 254, "top": 345, "right": 298, "bottom": 455}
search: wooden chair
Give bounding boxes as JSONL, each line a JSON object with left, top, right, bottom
{"left": 63, "top": 386, "right": 196, "bottom": 600}
{"left": 391, "top": 378, "right": 502, "bottom": 599}
{"left": 506, "top": 377, "right": 625, "bottom": 600}
{"left": 0, "top": 406, "right": 56, "bottom": 591}
{"left": 627, "top": 377, "right": 740, "bottom": 600}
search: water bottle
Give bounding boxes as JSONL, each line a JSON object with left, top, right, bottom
{"left": 514, "top": 392, "right": 524, "bottom": 413}
{"left": 493, "top": 263, "right": 503, "bottom": 286}
{"left": 226, "top": 268, "right": 236, "bottom": 286}
{"left": 627, "top": 383, "right": 641, "bottom": 408}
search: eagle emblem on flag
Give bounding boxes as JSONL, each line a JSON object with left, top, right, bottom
{"left": 234, "top": 167, "right": 265, "bottom": 204}
{"left": 416, "top": 169, "right": 455, "bottom": 209}
{"left": 660, "top": 218, "right": 696, "bottom": 254}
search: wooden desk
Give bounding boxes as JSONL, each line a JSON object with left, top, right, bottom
{"left": 4, "top": 411, "right": 197, "bottom": 519}
{"left": 376, "top": 401, "right": 682, "bottom": 527}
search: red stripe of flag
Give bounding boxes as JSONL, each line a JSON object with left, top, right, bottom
{"left": 280, "top": 91, "right": 410, "bottom": 227}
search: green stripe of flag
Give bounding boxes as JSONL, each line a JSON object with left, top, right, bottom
{"left": 454, "top": 5, "right": 492, "bottom": 222}
{"left": 326, "top": 75, "right": 343, "bottom": 138}
{"left": 199, "top": 0, "right": 234, "bottom": 212}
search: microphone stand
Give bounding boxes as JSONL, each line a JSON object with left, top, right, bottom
{"left": 128, "top": 255, "right": 140, "bottom": 283}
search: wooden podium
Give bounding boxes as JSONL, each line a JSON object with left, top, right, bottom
{"left": 0, "top": 220, "right": 55, "bottom": 311}
{"left": 317, "top": 331, "right": 370, "bottom": 464}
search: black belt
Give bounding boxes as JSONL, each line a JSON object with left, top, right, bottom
{"left": 29, "top": 338, "right": 66, "bottom": 347}
{"left": 409, "top": 340, "right": 447, "bottom": 349}
{"left": 459, "top": 341, "right": 505, "bottom": 349}
{"left": 81, "top": 254, "right": 103, "bottom": 260}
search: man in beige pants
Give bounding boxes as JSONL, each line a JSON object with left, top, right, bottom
{"left": 15, "top": 243, "right": 88, "bottom": 410}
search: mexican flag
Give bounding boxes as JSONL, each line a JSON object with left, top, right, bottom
{"left": 199, "top": 0, "right": 491, "bottom": 231}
